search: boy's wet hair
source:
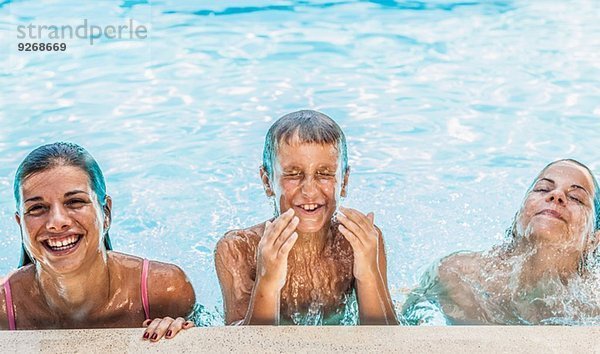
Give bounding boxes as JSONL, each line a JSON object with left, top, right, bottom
{"left": 13, "top": 142, "right": 112, "bottom": 267}
{"left": 262, "top": 110, "right": 348, "bottom": 178}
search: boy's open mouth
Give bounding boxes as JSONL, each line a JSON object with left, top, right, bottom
{"left": 296, "top": 203, "right": 324, "bottom": 215}
{"left": 43, "top": 234, "right": 83, "bottom": 253}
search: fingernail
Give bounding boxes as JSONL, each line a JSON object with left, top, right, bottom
{"left": 166, "top": 330, "right": 172, "bottom": 337}
{"left": 151, "top": 333, "right": 158, "bottom": 340}
{"left": 143, "top": 332, "right": 149, "bottom": 339}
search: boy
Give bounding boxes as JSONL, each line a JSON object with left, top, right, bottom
{"left": 215, "top": 110, "right": 397, "bottom": 325}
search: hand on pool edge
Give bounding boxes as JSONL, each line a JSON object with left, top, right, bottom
{"left": 142, "top": 317, "right": 194, "bottom": 342}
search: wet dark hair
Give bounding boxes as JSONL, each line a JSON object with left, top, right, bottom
{"left": 506, "top": 159, "right": 600, "bottom": 268}
{"left": 13, "top": 142, "right": 112, "bottom": 267}
{"left": 262, "top": 110, "right": 349, "bottom": 178}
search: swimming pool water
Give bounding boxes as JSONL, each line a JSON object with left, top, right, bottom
{"left": 0, "top": 0, "right": 599, "bottom": 325}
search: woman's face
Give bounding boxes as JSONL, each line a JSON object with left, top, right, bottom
{"left": 15, "top": 165, "right": 108, "bottom": 274}
{"left": 266, "top": 136, "right": 348, "bottom": 233}
{"left": 517, "top": 161, "right": 596, "bottom": 251}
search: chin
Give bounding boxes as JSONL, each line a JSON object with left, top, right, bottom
{"left": 296, "top": 220, "right": 327, "bottom": 233}
{"left": 527, "top": 224, "right": 569, "bottom": 244}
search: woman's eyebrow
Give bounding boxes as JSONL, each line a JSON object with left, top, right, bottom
{"left": 24, "top": 196, "right": 43, "bottom": 204}
{"left": 538, "top": 178, "right": 555, "bottom": 184}
{"left": 570, "top": 184, "right": 590, "bottom": 196}
{"left": 64, "top": 190, "right": 89, "bottom": 197}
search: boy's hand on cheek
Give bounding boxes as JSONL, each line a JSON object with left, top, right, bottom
{"left": 256, "top": 208, "right": 299, "bottom": 291}
{"left": 337, "top": 206, "right": 380, "bottom": 282}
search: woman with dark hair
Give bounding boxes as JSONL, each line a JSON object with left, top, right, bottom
{"left": 0, "top": 142, "right": 195, "bottom": 341}
{"left": 403, "top": 159, "right": 600, "bottom": 325}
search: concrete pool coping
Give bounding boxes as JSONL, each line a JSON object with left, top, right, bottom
{"left": 0, "top": 326, "right": 598, "bottom": 353}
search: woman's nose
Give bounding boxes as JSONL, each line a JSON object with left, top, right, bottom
{"left": 46, "top": 206, "right": 72, "bottom": 232}
{"left": 546, "top": 190, "right": 566, "bottom": 205}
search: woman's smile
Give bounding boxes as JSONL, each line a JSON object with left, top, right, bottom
{"left": 42, "top": 233, "right": 84, "bottom": 255}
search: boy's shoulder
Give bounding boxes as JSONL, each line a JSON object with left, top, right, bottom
{"left": 216, "top": 221, "right": 267, "bottom": 255}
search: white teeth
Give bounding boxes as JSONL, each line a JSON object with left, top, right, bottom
{"left": 301, "top": 204, "right": 319, "bottom": 211}
{"left": 46, "top": 235, "right": 80, "bottom": 251}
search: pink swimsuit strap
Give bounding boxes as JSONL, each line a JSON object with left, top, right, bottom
{"left": 141, "top": 259, "right": 150, "bottom": 320}
{"left": 3, "top": 279, "right": 16, "bottom": 330}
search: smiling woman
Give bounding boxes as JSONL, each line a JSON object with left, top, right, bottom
{"left": 0, "top": 142, "right": 195, "bottom": 341}
{"left": 403, "top": 159, "right": 600, "bottom": 325}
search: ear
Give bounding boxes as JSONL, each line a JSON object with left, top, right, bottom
{"left": 340, "top": 166, "right": 350, "bottom": 198}
{"left": 259, "top": 166, "right": 275, "bottom": 197}
{"left": 15, "top": 212, "right": 21, "bottom": 227}
{"left": 103, "top": 196, "right": 113, "bottom": 231}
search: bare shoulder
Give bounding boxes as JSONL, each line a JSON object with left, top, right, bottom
{"left": 0, "top": 266, "right": 36, "bottom": 329}
{"left": 0, "top": 275, "right": 9, "bottom": 329}
{"left": 215, "top": 222, "right": 264, "bottom": 262}
{"left": 110, "top": 252, "right": 196, "bottom": 318}
{"left": 437, "top": 251, "right": 483, "bottom": 287}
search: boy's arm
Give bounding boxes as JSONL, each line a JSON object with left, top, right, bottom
{"left": 216, "top": 212, "right": 299, "bottom": 325}
{"left": 354, "top": 229, "right": 398, "bottom": 324}
{"left": 214, "top": 233, "right": 257, "bottom": 324}
{"left": 337, "top": 207, "right": 398, "bottom": 325}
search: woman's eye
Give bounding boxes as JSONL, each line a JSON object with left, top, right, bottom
{"left": 569, "top": 195, "right": 584, "bottom": 204}
{"left": 25, "top": 205, "right": 46, "bottom": 215}
{"left": 533, "top": 188, "right": 550, "bottom": 192}
{"left": 66, "top": 199, "right": 87, "bottom": 207}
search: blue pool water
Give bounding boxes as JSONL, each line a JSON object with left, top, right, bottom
{"left": 0, "top": 0, "right": 599, "bottom": 325}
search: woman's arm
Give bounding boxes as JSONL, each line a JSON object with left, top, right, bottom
{"left": 142, "top": 261, "right": 196, "bottom": 341}
{"left": 0, "top": 283, "right": 9, "bottom": 330}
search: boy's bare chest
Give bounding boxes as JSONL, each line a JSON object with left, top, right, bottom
{"left": 280, "top": 254, "right": 354, "bottom": 316}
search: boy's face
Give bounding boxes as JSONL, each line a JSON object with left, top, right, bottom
{"left": 267, "top": 136, "right": 347, "bottom": 233}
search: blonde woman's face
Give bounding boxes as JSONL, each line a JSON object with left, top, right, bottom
{"left": 517, "top": 161, "right": 595, "bottom": 251}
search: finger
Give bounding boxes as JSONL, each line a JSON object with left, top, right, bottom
{"left": 273, "top": 216, "right": 299, "bottom": 250}
{"left": 337, "top": 212, "right": 366, "bottom": 247}
{"left": 142, "top": 319, "right": 152, "bottom": 327}
{"left": 340, "top": 207, "right": 373, "bottom": 234}
{"left": 164, "top": 317, "right": 187, "bottom": 339}
{"left": 264, "top": 209, "right": 295, "bottom": 244}
{"left": 278, "top": 231, "right": 298, "bottom": 256}
{"left": 142, "top": 318, "right": 165, "bottom": 340}
{"left": 183, "top": 320, "right": 195, "bottom": 329}
{"left": 150, "top": 317, "right": 175, "bottom": 342}
{"left": 338, "top": 224, "right": 360, "bottom": 249}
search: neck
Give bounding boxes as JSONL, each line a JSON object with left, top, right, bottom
{"left": 35, "top": 250, "right": 111, "bottom": 319}
{"left": 510, "top": 237, "right": 581, "bottom": 287}
{"left": 290, "top": 223, "right": 332, "bottom": 260}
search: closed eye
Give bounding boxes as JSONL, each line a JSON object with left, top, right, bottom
{"left": 66, "top": 199, "right": 89, "bottom": 207}
{"left": 25, "top": 204, "right": 46, "bottom": 216}
{"left": 568, "top": 194, "right": 585, "bottom": 205}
